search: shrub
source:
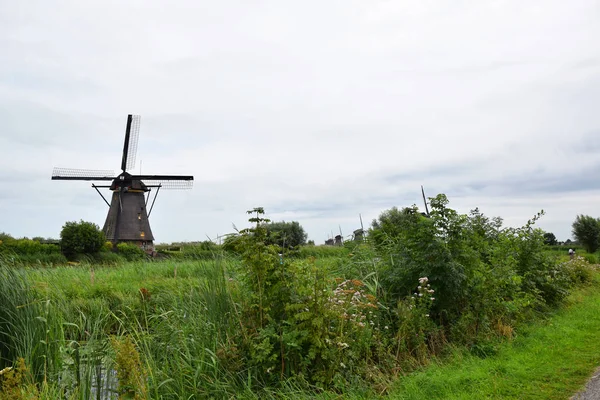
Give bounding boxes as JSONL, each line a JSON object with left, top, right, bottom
{"left": 564, "top": 256, "right": 596, "bottom": 284}
{"left": 116, "top": 243, "right": 146, "bottom": 262}
{"left": 374, "top": 196, "right": 575, "bottom": 344}
{"left": 60, "top": 220, "right": 105, "bottom": 259}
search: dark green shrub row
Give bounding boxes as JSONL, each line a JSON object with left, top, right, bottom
{"left": 367, "top": 195, "right": 595, "bottom": 351}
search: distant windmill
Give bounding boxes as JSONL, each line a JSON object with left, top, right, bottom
{"left": 51, "top": 114, "right": 194, "bottom": 252}
{"left": 334, "top": 225, "right": 344, "bottom": 246}
{"left": 353, "top": 213, "right": 365, "bottom": 242}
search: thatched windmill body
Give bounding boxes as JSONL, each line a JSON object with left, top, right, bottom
{"left": 52, "top": 115, "right": 193, "bottom": 251}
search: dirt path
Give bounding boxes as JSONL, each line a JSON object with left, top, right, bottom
{"left": 572, "top": 367, "right": 600, "bottom": 399}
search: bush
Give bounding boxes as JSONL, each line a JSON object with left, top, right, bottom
{"left": 60, "top": 220, "right": 105, "bottom": 259}
{"left": 563, "top": 256, "right": 595, "bottom": 284}
{"left": 0, "top": 237, "right": 61, "bottom": 256}
{"left": 116, "top": 243, "right": 146, "bottom": 261}
{"left": 373, "top": 196, "right": 577, "bottom": 343}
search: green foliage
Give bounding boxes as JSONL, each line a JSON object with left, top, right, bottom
{"left": 563, "top": 256, "right": 597, "bottom": 283}
{"left": 91, "top": 251, "right": 125, "bottom": 265}
{"left": 232, "top": 208, "right": 381, "bottom": 388}
{"left": 572, "top": 215, "right": 600, "bottom": 253}
{"left": 394, "top": 277, "right": 438, "bottom": 363}
{"left": 116, "top": 243, "right": 146, "bottom": 261}
{"left": 111, "top": 336, "right": 147, "bottom": 399}
{"left": 0, "top": 234, "right": 65, "bottom": 266}
{"left": 370, "top": 206, "right": 425, "bottom": 249}
{"left": 158, "top": 240, "right": 227, "bottom": 260}
{"left": 0, "top": 358, "right": 33, "bottom": 400}
{"left": 222, "top": 233, "right": 243, "bottom": 254}
{"left": 543, "top": 232, "right": 557, "bottom": 246}
{"left": 1, "top": 198, "right": 597, "bottom": 397}
{"left": 60, "top": 220, "right": 105, "bottom": 259}
{"left": 295, "top": 244, "right": 349, "bottom": 259}
{"left": 264, "top": 220, "right": 308, "bottom": 249}
{"left": 391, "top": 277, "right": 600, "bottom": 399}
{"left": 374, "top": 195, "right": 580, "bottom": 347}
{"left": 582, "top": 253, "right": 599, "bottom": 265}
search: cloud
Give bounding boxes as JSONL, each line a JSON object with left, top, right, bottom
{"left": 0, "top": 0, "right": 599, "bottom": 243}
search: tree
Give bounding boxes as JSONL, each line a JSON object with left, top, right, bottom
{"left": 572, "top": 215, "right": 600, "bottom": 253}
{"left": 60, "top": 220, "right": 105, "bottom": 258}
{"left": 369, "top": 205, "right": 426, "bottom": 248}
{"left": 264, "top": 221, "right": 307, "bottom": 249}
{"left": 543, "top": 232, "right": 557, "bottom": 246}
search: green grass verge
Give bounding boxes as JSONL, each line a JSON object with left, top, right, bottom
{"left": 389, "top": 275, "right": 600, "bottom": 399}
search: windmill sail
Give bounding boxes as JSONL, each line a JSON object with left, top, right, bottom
{"left": 52, "top": 168, "right": 115, "bottom": 180}
{"left": 121, "top": 114, "right": 141, "bottom": 172}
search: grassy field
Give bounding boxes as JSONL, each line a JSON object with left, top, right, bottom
{"left": 0, "top": 255, "right": 597, "bottom": 398}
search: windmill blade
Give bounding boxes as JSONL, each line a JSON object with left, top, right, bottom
{"left": 133, "top": 174, "right": 193, "bottom": 181}
{"left": 121, "top": 114, "right": 141, "bottom": 172}
{"left": 142, "top": 179, "right": 194, "bottom": 190}
{"left": 421, "top": 185, "right": 430, "bottom": 216}
{"left": 52, "top": 167, "right": 115, "bottom": 180}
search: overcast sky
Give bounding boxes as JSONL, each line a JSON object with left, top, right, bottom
{"left": 1, "top": 1, "right": 599, "bottom": 243}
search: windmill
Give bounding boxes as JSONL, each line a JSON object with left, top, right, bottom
{"left": 353, "top": 213, "right": 365, "bottom": 242}
{"left": 51, "top": 114, "right": 193, "bottom": 252}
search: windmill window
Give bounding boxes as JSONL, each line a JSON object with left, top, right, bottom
{"left": 140, "top": 231, "right": 145, "bottom": 238}
{"left": 137, "top": 213, "right": 141, "bottom": 220}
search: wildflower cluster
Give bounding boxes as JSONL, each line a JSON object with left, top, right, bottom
{"left": 563, "top": 255, "right": 596, "bottom": 284}
{"left": 329, "top": 279, "right": 378, "bottom": 330}
{"left": 411, "top": 277, "right": 435, "bottom": 316}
